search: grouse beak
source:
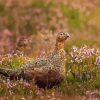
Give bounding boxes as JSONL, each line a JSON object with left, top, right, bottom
{"left": 65, "top": 33, "right": 70, "bottom": 39}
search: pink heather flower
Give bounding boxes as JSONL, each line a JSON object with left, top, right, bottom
{"left": 95, "top": 56, "right": 100, "bottom": 65}
{"left": 70, "top": 52, "right": 74, "bottom": 57}
{"left": 89, "top": 48, "right": 94, "bottom": 54}
{"left": 96, "top": 49, "right": 100, "bottom": 55}
{"left": 72, "top": 46, "right": 78, "bottom": 52}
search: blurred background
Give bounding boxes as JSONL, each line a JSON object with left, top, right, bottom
{"left": 0, "top": 0, "right": 100, "bottom": 56}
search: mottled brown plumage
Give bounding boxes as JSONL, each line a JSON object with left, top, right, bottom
{"left": 15, "top": 38, "right": 30, "bottom": 55}
{"left": 0, "top": 32, "right": 70, "bottom": 88}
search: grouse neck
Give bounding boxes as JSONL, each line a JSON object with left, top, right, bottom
{"left": 54, "top": 40, "right": 65, "bottom": 51}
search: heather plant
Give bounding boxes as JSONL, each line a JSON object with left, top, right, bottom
{"left": 0, "top": 45, "right": 99, "bottom": 99}
{"left": 0, "top": 53, "right": 29, "bottom": 69}
{"left": 0, "top": 0, "right": 99, "bottom": 99}
{"left": 66, "top": 46, "right": 99, "bottom": 79}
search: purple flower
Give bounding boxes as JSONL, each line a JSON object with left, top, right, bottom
{"left": 89, "top": 48, "right": 94, "bottom": 54}
{"left": 95, "top": 56, "right": 100, "bottom": 65}
{"left": 72, "top": 46, "right": 78, "bottom": 52}
{"left": 96, "top": 49, "right": 100, "bottom": 55}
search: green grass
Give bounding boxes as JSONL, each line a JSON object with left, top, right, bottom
{"left": 0, "top": 56, "right": 25, "bottom": 69}
{"left": 0, "top": 0, "right": 100, "bottom": 99}
{"left": 31, "top": 0, "right": 53, "bottom": 11}
{"left": 65, "top": 37, "right": 100, "bottom": 51}
{"left": 0, "top": 4, "right": 6, "bottom": 16}
{"left": 60, "top": 3, "right": 89, "bottom": 31}
{"left": 0, "top": 46, "right": 99, "bottom": 99}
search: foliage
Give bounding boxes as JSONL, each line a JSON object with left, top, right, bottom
{"left": 61, "top": 3, "right": 89, "bottom": 31}
{"left": 0, "top": 54, "right": 27, "bottom": 69}
{"left": 0, "top": 46, "right": 99, "bottom": 99}
{"left": 0, "top": 0, "right": 100, "bottom": 99}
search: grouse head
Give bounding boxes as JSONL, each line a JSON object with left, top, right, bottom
{"left": 17, "top": 38, "right": 29, "bottom": 48}
{"left": 57, "top": 32, "right": 70, "bottom": 42}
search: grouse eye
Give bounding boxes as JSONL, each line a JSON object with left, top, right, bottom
{"left": 60, "top": 33, "right": 63, "bottom": 35}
